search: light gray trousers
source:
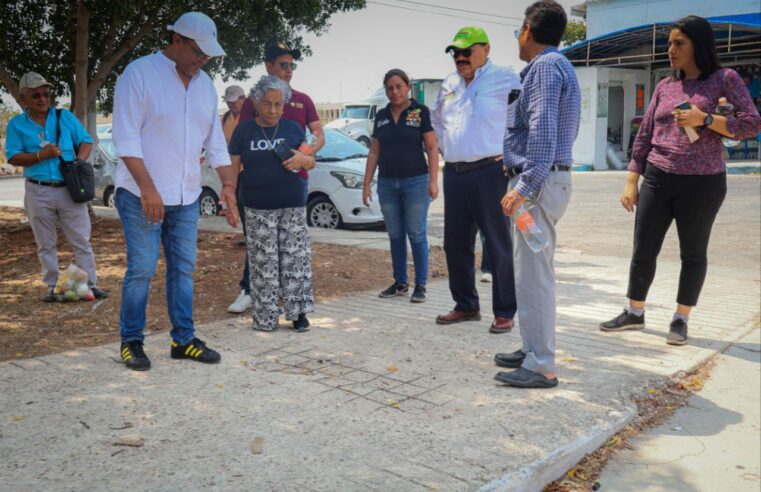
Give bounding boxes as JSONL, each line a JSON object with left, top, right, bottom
{"left": 24, "top": 180, "right": 98, "bottom": 288}
{"left": 508, "top": 170, "right": 571, "bottom": 374}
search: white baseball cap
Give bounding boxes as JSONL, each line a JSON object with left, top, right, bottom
{"left": 223, "top": 85, "right": 245, "bottom": 102}
{"left": 168, "top": 12, "right": 225, "bottom": 57}
{"left": 19, "top": 72, "right": 52, "bottom": 93}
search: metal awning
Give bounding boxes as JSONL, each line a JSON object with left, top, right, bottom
{"left": 562, "top": 12, "right": 761, "bottom": 68}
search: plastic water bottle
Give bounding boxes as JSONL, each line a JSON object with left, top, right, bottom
{"left": 716, "top": 97, "right": 740, "bottom": 148}
{"left": 514, "top": 205, "right": 549, "bottom": 253}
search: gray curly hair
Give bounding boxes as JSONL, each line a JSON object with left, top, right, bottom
{"left": 249, "top": 75, "right": 291, "bottom": 103}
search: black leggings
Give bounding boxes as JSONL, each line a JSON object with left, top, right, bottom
{"left": 627, "top": 164, "right": 726, "bottom": 307}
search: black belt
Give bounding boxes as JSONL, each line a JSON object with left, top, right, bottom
{"left": 445, "top": 156, "right": 502, "bottom": 173}
{"left": 505, "top": 164, "right": 571, "bottom": 179}
{"left": 27, "top": 178, "right": 67, "bottom": 188}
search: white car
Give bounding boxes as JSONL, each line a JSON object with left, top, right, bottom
{"left": 92, "top": 129, "right": 383, "bottom": 228}
{"left": 92, "top": 138, "right": 222, "bottom": 217}
{"left": 307, "top": 128, "right": 383, "bottom": 229}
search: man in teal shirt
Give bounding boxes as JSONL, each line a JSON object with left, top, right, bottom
{"left": 5, "top": 72, "right": 107, "bottom": 301}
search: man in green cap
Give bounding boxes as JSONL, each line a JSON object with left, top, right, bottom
{"left": 431, "top": 27, "right": 521, "bottom": 334}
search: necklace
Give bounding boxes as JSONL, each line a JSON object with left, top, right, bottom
{"left": 257, "top": 119, "right": 280, "bottom": 150}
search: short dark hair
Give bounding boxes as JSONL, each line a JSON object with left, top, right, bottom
{"left": 383, "top": 68, "right": 410, "bottom": 87}
{"left": 523, "top": 1, "right": 567, "bottom": 47}
{"left": 671, "top": 16, "right": 721, "bottom": 81}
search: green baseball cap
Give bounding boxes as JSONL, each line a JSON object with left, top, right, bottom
{"left": 445, "top": 27, "right": 489, "bottom": 52}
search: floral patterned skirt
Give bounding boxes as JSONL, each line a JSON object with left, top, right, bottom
{"left": 244, "top": 206, "right": 314, "bottom": 330}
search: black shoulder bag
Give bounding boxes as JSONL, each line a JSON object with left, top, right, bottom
{"left": 56, "top": 108, "right": 95, "bottom": 203}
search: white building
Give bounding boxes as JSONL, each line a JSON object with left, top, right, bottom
{"left": 564, "top": 0, "right": 761, "bottom": 169}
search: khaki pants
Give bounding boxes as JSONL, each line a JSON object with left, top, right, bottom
{"left": 24, "top": 180, "right": 98, "bottom": 288}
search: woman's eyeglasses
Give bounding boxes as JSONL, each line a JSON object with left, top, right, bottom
{"left": 278, "top": 62, "right": 297, "bottom": 71}
{"left": 30, "top": 91, "right": 51, "bottom": 100}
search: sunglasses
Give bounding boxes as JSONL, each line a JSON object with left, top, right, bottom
{"left": 181, "top": 37, "right": 209, "bottom": 60}
{"left": 450, "top": 48, "right": 472, "bottom": 59}
{"left": 278, "top": 62, "right": 297, "bottom": 71}
{"left": 515, "top": 25, "right": 526, "bottom": 39}
{"left": 30, "top": 91, "right": 51, "bottom": 100}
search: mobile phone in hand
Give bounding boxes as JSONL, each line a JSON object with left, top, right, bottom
{"left": 675, "top": 100, "right": 692, "bottom": 111}
{"left": 273, "top": 141, "right": 294, "bottom": 161}
{"left": 674, "top": 100, "right": 700, "bottom": 142}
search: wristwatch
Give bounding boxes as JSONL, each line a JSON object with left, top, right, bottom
{"left": 703, "top": 113, "right": 714, "bottom": 127}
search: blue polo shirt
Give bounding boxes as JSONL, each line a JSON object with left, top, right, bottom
{"left": 5, "top": 108, "right": 92, "bottom": 181}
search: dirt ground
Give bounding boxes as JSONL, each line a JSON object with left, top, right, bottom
{"left": 0, "top": 206, "right": 449, "bottom": 362}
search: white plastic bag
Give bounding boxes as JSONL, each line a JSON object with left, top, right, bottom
{"left": 53, "top": 264, "right": 94, "bottom": 301}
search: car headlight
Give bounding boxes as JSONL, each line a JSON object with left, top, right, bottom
{"left": 330, "top": 171, "right": 365, "bottom": 189}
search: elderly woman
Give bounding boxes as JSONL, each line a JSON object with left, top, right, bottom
{"left": 4, "top": 72, "right": 107, "bottom": 302}
{"left": 599, "top": 16, "right": 761, "bottom": 345}
{"left": 227, "top": 75, "right": 316, "bottom": 332}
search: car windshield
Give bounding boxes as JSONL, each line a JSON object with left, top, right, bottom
{"left": 316, "top": 129, "right": 369, "bottom": 161}
{"left": 340, "top": 106, "right": 370, "bottom": 119}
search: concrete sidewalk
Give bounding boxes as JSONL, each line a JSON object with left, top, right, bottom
{"left": 1, "top": 246, "right": 758, "bottom": 491}
{"left": 598, "top": 328, "right": 761, "bottom": 491}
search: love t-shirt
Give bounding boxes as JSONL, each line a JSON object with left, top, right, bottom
{"left": 228, "top": 119, "right": 306, "bottom": 209}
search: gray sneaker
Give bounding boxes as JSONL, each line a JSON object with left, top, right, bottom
{"left": 666, "top": 319, "right": 688, "bottom": 346}
{"left": 42, "top": 288, "right": 56, "bottom": 302}
{"left": 600, "top": 309, "right": 645, "bottom": 332}
{"left": 410, "top": 285, "right": 427, "bottom": 303}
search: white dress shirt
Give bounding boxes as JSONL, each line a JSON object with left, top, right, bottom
{"left": 112, "top": 52, "right": 230, "bottom": 206}
{"left": 431, "top": 59, "right": 521, "bottom": 163}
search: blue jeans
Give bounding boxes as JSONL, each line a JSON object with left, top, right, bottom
{"left": 115, "top": 188, "right": 199, "bottom": 345}
{"left": 377, "top": 174, "right": 431, "bottom": 286}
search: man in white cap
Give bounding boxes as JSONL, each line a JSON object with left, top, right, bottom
{"left": 112, "top": 12, "right": 238, "bottom": 371}
{"left": 221, "top": 84, "right": 245, "bottom": 145}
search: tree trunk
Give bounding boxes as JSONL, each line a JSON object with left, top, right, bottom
{"left": 87, "top": 97, "right": 97, "bottom": 141}
{"left": 73, "top": 0, "right": 89, "bottom": 125}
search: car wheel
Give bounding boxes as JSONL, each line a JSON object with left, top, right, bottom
{"left": 357, "top": 136, "right": 371, "bottom": 148}
{"left": 307, "top": 195, "right": 342, "bottom": 229}
{"left": 103, "top": 187, "right": 115, "bottom": 208}
{"left": 199, "top": 188, "right": 219, "bottom": 217}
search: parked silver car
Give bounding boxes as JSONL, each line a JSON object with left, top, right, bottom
{"left": 92, "top": 138, "right": 222, "bottom": 216}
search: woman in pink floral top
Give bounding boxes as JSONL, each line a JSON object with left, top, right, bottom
{"left": 600, "top": 16, "right": 761, "bottom": 346}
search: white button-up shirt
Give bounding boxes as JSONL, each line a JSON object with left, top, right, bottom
{"left": 432, "top": 59, "right": 521, "bottom": 163}
{"left": 112, "top": 52, "right": 230, "bottom": 206}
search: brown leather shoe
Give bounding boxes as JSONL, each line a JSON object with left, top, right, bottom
{"left": 436, "top": 310, "right": 481, "bottom": 325}
{"left": 489, "top": 317, "right": 513, "bottom": 334}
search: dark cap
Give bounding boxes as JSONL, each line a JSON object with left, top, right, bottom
{"left": 264, "top": 42, "right": 302, "bottom": 62}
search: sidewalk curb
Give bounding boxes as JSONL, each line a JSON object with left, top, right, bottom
{"left": 479, "top": 405, "right": 637, "bottom": 492}
{"left": 483, "top": 321, "right": 760, "bottom": 492}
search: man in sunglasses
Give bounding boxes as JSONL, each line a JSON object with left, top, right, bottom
{"left": 229, "top": 42, "right": 325, "bottom": 315}
{"left": 5, "top": 72, "right": 107, "bottom": 303}
{"left": 431, "top": 27, "right": 521, "bottom": 334}
{"left": 111, "top": 12, "right": 239, "bottom": 371}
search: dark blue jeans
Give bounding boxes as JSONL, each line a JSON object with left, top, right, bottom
{"left": 115, "top": 188, "right": 199, "bottom": 344}
{"left": 377, "top": 174, "right": 431, "bottom": 286}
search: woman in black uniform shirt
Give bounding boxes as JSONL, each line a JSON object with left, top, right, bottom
{"left": 363, "top": 69, "right": 439, "bottom": 303}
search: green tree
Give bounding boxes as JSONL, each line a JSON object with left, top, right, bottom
{"left": 0, "top": 0, "right": 365, "bottom": 134}
{"left": 562, "top": 19, "right": 586, "bottom": 47}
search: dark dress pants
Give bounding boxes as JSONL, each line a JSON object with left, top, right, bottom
{"left": 443, "top": 162, "right": 518, "bottom": 318}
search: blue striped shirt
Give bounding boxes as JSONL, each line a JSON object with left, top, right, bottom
{"left": 503, "top": 47, "right": 581, "bottom": 197}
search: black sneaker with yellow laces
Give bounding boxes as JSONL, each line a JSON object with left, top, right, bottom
{"left": 170, "top": 337, "right": 221, "bottom": 364}
{"left": 120, "top": 341, "right": 151, "bottom": 371}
